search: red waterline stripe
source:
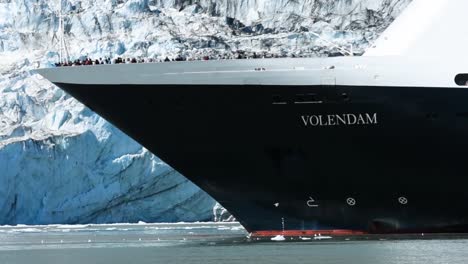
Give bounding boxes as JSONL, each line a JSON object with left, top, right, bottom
{"left": 252, "top": 229, "right": 367, "bottom": 237}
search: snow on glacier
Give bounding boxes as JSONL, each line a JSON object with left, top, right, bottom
{"left": 0, "top": 0, "right": 411, "bottom": 225}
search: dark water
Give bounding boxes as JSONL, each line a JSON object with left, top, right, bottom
{"left": 1, "top": 222, "right": 468, "bottom": 264}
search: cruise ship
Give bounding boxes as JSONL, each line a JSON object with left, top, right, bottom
{"left": 37, "top": 0, "right": 468, "bottom": 237}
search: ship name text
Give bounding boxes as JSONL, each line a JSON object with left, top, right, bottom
{"left": 301, "top": 113, "right": 378, "bottom": 127}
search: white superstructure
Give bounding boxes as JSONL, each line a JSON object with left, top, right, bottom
{"left": 365, "top": 0, "right": 467, "bottom": 57}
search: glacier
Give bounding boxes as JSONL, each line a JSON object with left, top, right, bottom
{"left": 0, "top": 0, "right": 410, "bottom": 225}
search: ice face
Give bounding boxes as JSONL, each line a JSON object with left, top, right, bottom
{"left": 0, "top": 0, "right": 410, "bottom": 225}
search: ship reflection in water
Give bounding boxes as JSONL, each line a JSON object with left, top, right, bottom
{"left": 1, "top": 223, "right": 468, "bottom": 264}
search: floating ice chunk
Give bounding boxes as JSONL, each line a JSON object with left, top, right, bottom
{"left": 8, "top": 228, "right": 42, "bottom": 233}
{"left": 314, "top": 234, "right": 332, "bottom": 240}
{"left": 56, "top": 224, "right": 89, "bottom": 229}
{"left": 271, "top": 235, "right": 285, "bottom": 241}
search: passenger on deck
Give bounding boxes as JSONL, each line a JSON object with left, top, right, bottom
{"left": 164, "top": 57, "right": 170, "bottom": 62}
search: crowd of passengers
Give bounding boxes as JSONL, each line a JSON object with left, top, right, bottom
{"left": 54, "top": 52, "right": 315, "bottom": 67}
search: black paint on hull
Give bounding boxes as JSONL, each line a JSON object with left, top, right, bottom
{"left": 55, "top": 83, "right": 468, "bottom": 234}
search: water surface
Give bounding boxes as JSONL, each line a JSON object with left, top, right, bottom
{"left": 0, "top": 222, "right": 467, "bottom": 264}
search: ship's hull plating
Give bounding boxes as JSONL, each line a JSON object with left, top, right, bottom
{"left": 56, "top": 82, "right": 468, "bottom": 235}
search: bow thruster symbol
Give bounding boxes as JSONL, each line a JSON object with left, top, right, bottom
{"left": 307, "top": 197, "right": 319, "bottom": 207}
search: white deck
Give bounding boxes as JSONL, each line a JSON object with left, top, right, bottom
{"left": 36, "top": 56, "right": 468, "bottom": 88}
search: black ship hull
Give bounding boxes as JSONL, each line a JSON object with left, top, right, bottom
{"left": 55, "top": 82, "right": 468, "bottom": 236}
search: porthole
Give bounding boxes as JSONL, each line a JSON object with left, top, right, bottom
{"left": 455, "top": 74, "right": 468, "bottom": 86}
